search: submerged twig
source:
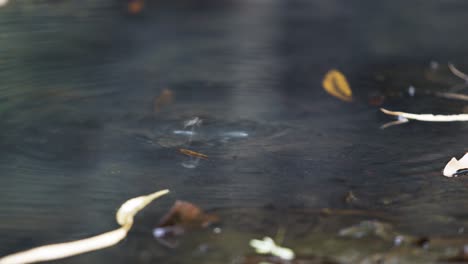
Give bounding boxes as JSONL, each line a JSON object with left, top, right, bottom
{"left": 380, "top": 116, "right": 409, "bottom": 129}
{"left": 448, "top": 63, "right": 468, "bottom": 82}
{"left": 0, "top": 190, "right": 169, "bottom": 264}
{"left": 179, "top": 148, "right": 208, "bottom": 160}
{"left": 381, "top": 108, "right": 468, "bottom": 122}
{"left": 435, "top": 92, "right": 468, "bottom": 102}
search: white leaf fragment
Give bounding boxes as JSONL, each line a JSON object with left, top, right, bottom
{"left": 443, "top": 153, "right": 468, "bottom": 177}
{"left": 249, "top": 237, "right": 295, "bottom": 260}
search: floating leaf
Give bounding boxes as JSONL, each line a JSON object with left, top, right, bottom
{"left": 0, "top": 189, "right": 169, "bottom": 264}
{"left": 322, "top": 69, "right": 353, "bottom": 102}
{"left": 443, "top": 153, "right": 468, "bottom": 177}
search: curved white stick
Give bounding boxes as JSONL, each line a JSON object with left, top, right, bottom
{"left": 0, "top": 189, "right": 169, "bottom": 264}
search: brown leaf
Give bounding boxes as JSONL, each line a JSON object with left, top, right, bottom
{"left": 128, "top": 0, "right": 145, "bottom": 14}
{"left": 158, "top": 200, "right": 219, "bottom": 229}
{"left": 322, "top": 69, "right": 353, "bottom": 102}
{"left": 153, "top": 88, "right": 174, "bottom": 114}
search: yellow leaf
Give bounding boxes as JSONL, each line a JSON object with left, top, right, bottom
{"left": 322, "top": 69, "right": 353, "bottom": 102}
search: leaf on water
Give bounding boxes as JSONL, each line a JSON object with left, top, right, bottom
{"left": 0, "top": 189, "right": 169, "bottom": 264}
{"left": 322, "top": 69, "right": 353, "bottom": 102}
{"left": 443, "top": 153, "right": 468, "bottom": 177}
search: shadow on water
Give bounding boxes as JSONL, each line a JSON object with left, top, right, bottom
{"left": 1, "top": 0, "right": 468, "bottom": 263}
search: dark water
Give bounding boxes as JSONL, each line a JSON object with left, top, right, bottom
{"left": 1, "top": 0, "right": 468, "bottom": 263}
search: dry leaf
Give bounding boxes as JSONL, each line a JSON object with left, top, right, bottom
{"left": 0, "top": 190, "right": 169, "bottom": 264}
{"left": 322, "top": 69, "right": 353, "bottom": 102}
{"left": 443, "top": 153, "right": 468, "bottom": 177}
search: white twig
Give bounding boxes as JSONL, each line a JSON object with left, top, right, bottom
{"left": 0, "top": 190, "right": 169, "bottom": 264}
{"left": 381, "top": 108, "right": 468, "bottom": 122}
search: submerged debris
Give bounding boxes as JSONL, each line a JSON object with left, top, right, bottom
{"left": 444, "top": 245, "right": 468, "bottom": 262}
{"left": 322, "top": 69, "right": 353, "bottom": 102}
{"left": 0, "top": 190, "right": 169, "bottom": 264}
{"left": 249, "top": 237, "right": 295, "bottom": 261}
{"left": 128, "top": 0, "right": 145, "bottom": 14}
{"left": 153, "top": 88, "right": 173, "bottom": 114}
{"left": 243, "top": 255, "right": 339, "bottom": 264}
{"left": 338, "top": 220, "right": 396, "bottom": 240}
{"left": 443, "top": 153, "right": 468, "bottom": 177}
{"left": 183, "top": 117, "right": 202, "bottom": 129}
{"left": 344, "top": 191, "right": 358, "bottom": 205}
{"left": 181, "top": 158, "right": 200, "bottom": 169}
{"left": 408, "top": 85, "right": 416, "bottom": 97}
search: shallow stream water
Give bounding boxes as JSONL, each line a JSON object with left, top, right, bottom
{"left": 1, "top": 1, "right": 468, "bottom": 263}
